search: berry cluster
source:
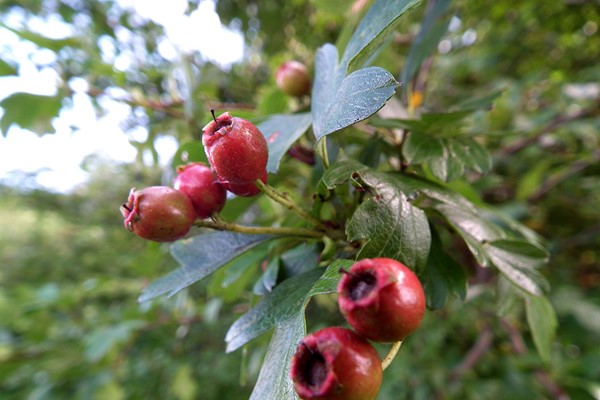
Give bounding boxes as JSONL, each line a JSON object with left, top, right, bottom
{"left": 291, "top": 258, "right": 425, "bottom": 400}
{"left": 120, "top": 111, "right": 268, "bottom": 242}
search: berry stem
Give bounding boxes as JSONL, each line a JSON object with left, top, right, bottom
{"left": 319, "top": 137, "right": 330, "bottom": 169}
{"left": 255, "top": 180, "right": 327, "bottom": 230}
{"left": 194, "top": 218, "right": 326, "bottom": 239}
{"left": 381, "top": 341, "right": 403, "bottom": 371}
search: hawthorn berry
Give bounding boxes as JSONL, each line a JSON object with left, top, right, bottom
{"left": 338, "top": 258, "right": 426, "bottom": 342}
{"left": 290, "top": 327, "right": 382, "bottom": 400}
{"left": 202, "top": 111, "right": 268, "bottom": 197}
{"left": 120, "top": 186, "right": 196, "bottom": 242}
{"left": 276, "top": 60, "right": 312, "bottom": 97}
{"left": 173, "top": 162, "right": 226, "bottom": 219}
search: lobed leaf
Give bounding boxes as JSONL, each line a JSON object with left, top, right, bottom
{"left": 225, "top": 260, "right": 351, "bottom": 353}
{"left": 346, "top": 170, "right": 431, "bottom": 270}
{"left": 249, "top": 314, "right": 305, "bottom": 400}
{"left": 138, "top": 232, "right": 272, "bottom": 302}
{"left": 422, "top": 228, "right": 467, "bottom": 309}
{"left": 485, "top": 239, "right": 550, "bottom": 296}
{"left": 525, "top": 294, "right": 558, "bottom": 364}
{"left": 221, "top": 260, "right": 351, "bottom": 399}
{"left": 312, "top": 43, "right": 339, "bottom": 137}
{"left": 313, "top": 67, "right": 398, "bottom": 140}
{"left": 341, "top": 0, "right": 422, "bottom": 75}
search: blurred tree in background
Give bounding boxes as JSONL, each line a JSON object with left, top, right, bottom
{"left": 1, "top": 0, "right": 599, "bottom": 399}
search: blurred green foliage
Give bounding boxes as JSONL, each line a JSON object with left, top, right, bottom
{"left": 1, "top": 0, "right": 599, "bottom": 399}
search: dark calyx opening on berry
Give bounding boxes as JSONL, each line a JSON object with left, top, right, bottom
{"left": 209, "top": 109, "right": 233, "bottom": 133}
{"left": 343, "top": 270, "right": 377, "bottom": 301}
{"left": 297, "top": 345, "right": 328, "bottom": 390}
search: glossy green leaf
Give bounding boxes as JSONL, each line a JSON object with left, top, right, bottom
{"left": 138, "top": 232, "right": 272, "bottom": 302}
{"left": 341, "top": 0, "right": 422, "bottom": 75}
{"left": 429, "top": 142, "right": 465, "bottom": 182}
{"left": 321, "top": 158, "right": 370, "bottom": 189}
{"left": 226, "top": 268, "right": 323, "bottom": 353}
{"left": 312, "top": 43, "right": 339, "bottom": 132}
{"left": 403, "top": 132, "right": 444, "bottom": 164}
{"left": 258, "top": 113, "right": 312, "bottom": 173}
{"left": 400, "top": 0, "right": 451, "bottom": 85}
{"left": 249, "top": 313, "right": 304, "bottom": 400}
{"left": 253, "top": 257, "right": 280, "bottom": 295}
{"left": 0, "top": 92, "right": 62, "bottom": 136}
{"left": 313, "top": 67, "right": 398, "bottom": 140}
{"left": 422, "top": 228, "right": 467, "bottom": 309}
{"left": 456, "top": 137, "right": 492, "bottom": 174}
{"left": 244, "top": 260, "right": 353, "bottom": 400}
{"left": 486, "top": 240, "right": 549, "bottom": 296}
{"left": 525, "top": 294, "right": 557, "bottom": 364}
{"left": 346, "top": 170, "right": 431, "bottom": 270}
{"left": 225, "top": 261, "right": 351, "bottom": 353}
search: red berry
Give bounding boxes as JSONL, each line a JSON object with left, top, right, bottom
{"left": 290, "top": 327, "right": 382, "bottom": 400}
{"left": 174, "top": 162, "right": 226, "bottom": 219}
{"left": 220, "top": 169, "right": 267, "bottom": 197}
{"left": 202, "top": 111, "right": 268, "bottom": 197}
{"left": 120, "top": 186, "right": 196, "bottom": 242}
{"left": 338, "top": 258, "right": 426, "bottom": 342}
{"left": 276, "top": 60, "right": 311, "bottom": 97}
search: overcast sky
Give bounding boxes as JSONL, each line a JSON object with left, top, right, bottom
{"left": 0, "top": 0, "right": 244, "bottom": 192}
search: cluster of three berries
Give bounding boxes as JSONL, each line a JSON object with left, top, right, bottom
{"left": 291, "top": 258, "right": 426, "bottom": 400}
{"left": 120, "top": 112, "right": 269, "bottom": 242}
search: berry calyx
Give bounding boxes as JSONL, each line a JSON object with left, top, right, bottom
{"left": 173, "top": 162, "right": 226, "bottom": 219}
{"left": 120, "top": 186, "right": 196, "bottom": 242}
{"left": 290, "top": 327, "right": 382, "bottom": 400}
{"left": 276, "top": 60, "right": 312, "bottom": 97}
{"left": 338, "top": 258, "right": 426, "bottom": 342}
{"left": 202, "top": 111, "right": 268, "bottom": 197}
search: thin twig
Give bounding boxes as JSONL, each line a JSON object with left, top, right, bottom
{"left": 528, "top": 150, "right": 600, "bottom": 202}
{"left": 194, "top": 219, "right": 325, "bottom": 239}
{"left": 256, "top": 180, "right": 327, "bottom": 229}
{"left": 503, "top": 101, "right": 600, "bottom": 156}
{"left": 500, "top": 319, "right": 570, "bottom": 400}
{"left": 449, "top": 325, "right": 493, "bottom": 383}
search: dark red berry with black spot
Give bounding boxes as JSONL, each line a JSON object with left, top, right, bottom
{"left": 120, "top": 186, "right": 196, "bottom": 242}
{"left": 338, "top": 258, "right": 426, "bottom": 342}
{"left": 174, "top": 162, "right": 226, "bottom": 219}
{"left": 202, "top": 111, "right": 268, "bottom": 197}
{"left": 290, "top": 327, "right": 382, "bottom": 400}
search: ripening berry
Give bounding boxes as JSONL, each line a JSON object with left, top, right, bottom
{"left": 120, "top": 186, "right": 196, "bottom": 242}
{"left": 276, "top": 60, "right": 312, "bottom": 97}
{"left": 174, "top": 162, "right": 226, "bottom": 219}
{"left": 338, "top": 258, "right": 426, "bottom": 342}
{"left": 290, "top": 327, "right": 382, "bottom": 400}
{"left": 202, "top": 111, "right": 268, "bottom": 197}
